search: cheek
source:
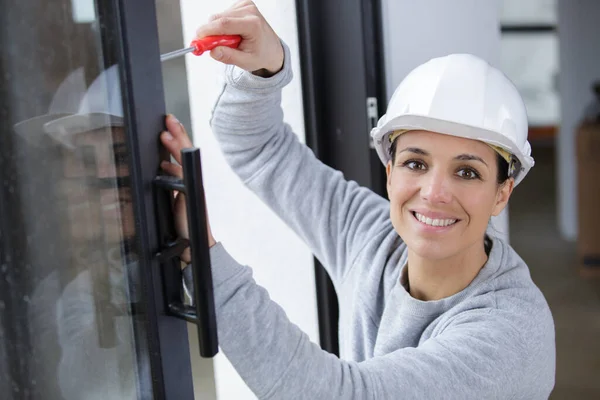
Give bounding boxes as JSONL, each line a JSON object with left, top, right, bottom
{"left": 459, "top": 189, "right": 497, "bottom": 224}
{"left": 388, "top": 172, "right": 412, "bottom": 198}
{"left": 387, "top": 174, "right": 418, "bottom": 217}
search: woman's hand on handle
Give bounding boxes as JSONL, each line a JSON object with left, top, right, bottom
{"left": 160, "top": 114, "right": 216, "bottom": 264}
{"left": 196, "top": 1, "right": 284, "bottom": 77}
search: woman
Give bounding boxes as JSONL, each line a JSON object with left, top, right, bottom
{"left": 160, "top": 2, "right": 556, "bottom": 398}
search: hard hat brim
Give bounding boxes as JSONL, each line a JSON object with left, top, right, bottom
{"left": 371, "top": 114, "right": 534, "bottom": 185}
{"left": 14, "top": 113, "right": 75, "bottom": 147}
{"left": 43, "top": 113, "right": 124, "bottom": 149}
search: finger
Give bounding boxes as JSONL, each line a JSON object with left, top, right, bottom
{"left": 213, "top": 0, "right": 254, "bottom": 16}
{"left": 160, "top": 131, "right": 181, "bottom": 165}
{"left": 161, "top": 115, "right": 193, "bottom": 164}
{"left": 160, "top": 161, "right": 183, "bottom": 178}
{"left": 165, "top": 114, "right": 192, "bottom": 145}
{"left": 210, "top": 45, "right": 254, "bottom": 69}
{"left": 208, "top": 4, "right": 259, "bottom": 22}
{"left": 180, "top": 248, "right": 191, "bottom": 266}
{"left": 196, "top": 15, "right": 258, "bottom": 39}
{"left": 231, "top": 0, "right": 255, "bottom": 10}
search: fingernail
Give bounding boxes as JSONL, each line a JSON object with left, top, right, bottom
{"left": 160, "top": 161, "right": 168, "bottom": 167}
{"left": 169, "top": 114, "right": 179, "bottom": 124}
{"left": 162, "top": 131, "right": 173, "bottom": 141}
{"left": 212, "top": 48, "right": 223, "bottom": 59}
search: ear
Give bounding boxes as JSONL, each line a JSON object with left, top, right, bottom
{"left": 492, "top": 178, "right": 515, "bottom": 216}
{"left": 386, "top": 161, "right": 393, "bottom": 199}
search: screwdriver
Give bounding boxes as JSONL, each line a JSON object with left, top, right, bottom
{"left": 160, "top": 35, "right": 242, "bottom": 62}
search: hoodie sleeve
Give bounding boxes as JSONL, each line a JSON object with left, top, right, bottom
{"left": 182, "top": 243, "right": 551, "bottom": 400}
{"left": 208, "top": 40, "right": 390, "bottom": 285}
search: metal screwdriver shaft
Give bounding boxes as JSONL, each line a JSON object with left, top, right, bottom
{"left": 161, "top": 46, "right": 196, "bottom": 62}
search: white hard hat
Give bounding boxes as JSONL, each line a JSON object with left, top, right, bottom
{"left": 370, "top": 53, "right": 534, "bottom": 185}
{"left": 13, "top": 67, "right": 87, "bottom": 146}
{"left": 44, "top": 64, "right": 124, "bottom": 149}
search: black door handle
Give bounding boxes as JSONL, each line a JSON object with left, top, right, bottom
{"left": 180, "top": 148, "right": 218, "bottom": 357}
{"left": 153, "top": 148, "right": 218, "bottom": 358}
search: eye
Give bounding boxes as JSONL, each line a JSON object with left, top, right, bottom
{"left": 456, "top": 167, "right": 481, "bottom": 180}
{"left": 113, "top": 143, "right": 129, "bottom": 168}
{"left": 401, "top": 159, "right": 427, "bottom": 172}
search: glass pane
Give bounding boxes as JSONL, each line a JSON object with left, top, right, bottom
{"left": 0, "top": 1, "right": 153, "bottom": 399}
{"left": 500, "top": 33, "right": 560, "bottom": 126}
{"left": 500, "top": 0, "right": 557, "bottom": 25}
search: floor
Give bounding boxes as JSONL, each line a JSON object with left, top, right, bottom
{"left": 509, "top": 143, "right": 600, "bottom": 399}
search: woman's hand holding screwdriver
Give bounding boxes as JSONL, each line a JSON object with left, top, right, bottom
{"left": 160, "top": 1, "right": 283, "bottom": 263}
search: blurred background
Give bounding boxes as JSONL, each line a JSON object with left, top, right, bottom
{"left": 500, "top": 1, "right": 600, "bottom": 399}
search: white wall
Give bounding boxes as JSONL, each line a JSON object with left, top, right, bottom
{"left": 556, "top": 0, "right": 600, "bottom": 241}
{"left": 380, "top": 0, "right": 510, "bottom": 240}
{"left": 177, "top": 1, "right": 318, "bottom": 399}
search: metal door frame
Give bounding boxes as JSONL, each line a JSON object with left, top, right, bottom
{"left": 111, "top": 0, "right": 196, "bottom": 397}
{"left": 295, "top": 0, "right": 387, "bottom": 356}
{"left": 0, "top": 0, "right": 203, "bottom": 397}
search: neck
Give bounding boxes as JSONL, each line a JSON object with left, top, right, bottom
{"left": 406, "top": 239, "right": 489, "bottom": 301}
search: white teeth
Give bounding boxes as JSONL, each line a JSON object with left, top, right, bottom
{"left": 415, "top": 212, "right": 456, "bottom": 227}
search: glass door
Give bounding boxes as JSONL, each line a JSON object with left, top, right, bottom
{"left": 0, "top": 0, "right": 207, "bottom": 398}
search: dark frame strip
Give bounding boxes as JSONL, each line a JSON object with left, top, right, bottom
{"left": 501, "top": 24, "right": 556, "bottom": 33}
{"left": 295, "top": 0, "right": 387, "bottom": 357}
{"left": 113, "top": 0, "right": 195, "bottom": 397}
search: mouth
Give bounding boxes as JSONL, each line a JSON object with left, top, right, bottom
{"left": 411, "top": 211, "right": 459, "bottom": 228}
{"left": 102, "top": 200, "right": 131, "bottom": 216}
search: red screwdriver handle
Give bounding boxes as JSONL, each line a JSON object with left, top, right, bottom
{"left": 191, "top": 35, "right": 242, "bottom": 56}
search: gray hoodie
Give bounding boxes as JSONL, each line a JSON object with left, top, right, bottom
{"left": 184, "top": 41, "right": 556, "bottom": 399}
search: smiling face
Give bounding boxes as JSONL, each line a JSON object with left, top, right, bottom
{"left": 386, "top": 130, "right": 514, "bottom": 261}
{"left": 60, "top": 126, "right": 134, "bottom": 244}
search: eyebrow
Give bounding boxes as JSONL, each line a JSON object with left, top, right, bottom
{"left": 455, "top": 154, "right": 488, "bottom": 167}
{"left": 398, "top": 147, "right": 429, "bottom": 156}
{"left": 398, "top": 147, "right": 488, "bottom": 167}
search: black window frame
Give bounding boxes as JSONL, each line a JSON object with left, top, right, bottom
{"left": 296, "top": 0, "right": 387, "bottom": 356}
{"left": 113, "top": 0, "right": 197, "bottom": 397}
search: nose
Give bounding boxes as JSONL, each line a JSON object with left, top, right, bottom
{"left": 420, "top": 169, "right": 452, "bottom": 204}
{"left": 95, "top": 151, "right": 117, "bottom": 178}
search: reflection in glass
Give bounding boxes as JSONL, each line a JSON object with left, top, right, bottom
{"left": 0, "top": 2, "right": 152, "bottom": 399}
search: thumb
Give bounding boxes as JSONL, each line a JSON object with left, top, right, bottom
{"left": 210, "top": 46, "right": 253, "bottom": 70}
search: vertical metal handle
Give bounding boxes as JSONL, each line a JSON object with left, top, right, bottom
{"left": 153, "top": 147, "right": 218, "bottom": 358}
{"left": 180, "top": 148, "right": 218, "bottom": 358}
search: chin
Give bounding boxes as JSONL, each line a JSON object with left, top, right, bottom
{"left": 394, "top": 219, "right": 458, "bottom": 260}
{"left": 408, "top": 236, "right": 456, "bottom": 261}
